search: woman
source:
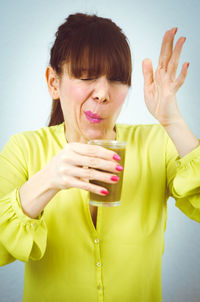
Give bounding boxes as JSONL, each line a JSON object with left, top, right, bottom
{"left": 0, "top": 13, "right": 199, "bottom": 302}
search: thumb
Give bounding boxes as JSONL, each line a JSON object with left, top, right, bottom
{"left": 142, "top": 58, "right": 154, "bottom": 86}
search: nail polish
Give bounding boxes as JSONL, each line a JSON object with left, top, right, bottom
{"left": 100, "top": 189, "right": 109, "bottom": 195}
{"left": 116, "top": 165, "right": 123, "bottom": 171}
{"left": 113, "top": 154, "right": 121, "bottom": 161}
{"left": 111, "top": 175, "right": 120, "bottom": 182}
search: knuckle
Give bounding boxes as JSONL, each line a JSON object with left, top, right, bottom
{"left": 61, "top": 176, "right": 70, "bottom": 188}
{"left": 88, "top": 145, "right": 106, "bottom": 157}
{"left": 63, "top": 150, "right": 77, "bottom": 164}
{"left": 65, "top": 142, "right": 79, "bottom": 154}
{"left": 82, "top": 182, "right": 91, "bottom": 191}
{"left": 59, "top": 165, "right": 71, "bottom": 177}
{"left": 58, "top": 166, "right": 66, "bottom": 176}
{"left": 88, "top": 145, "right": 98, "bottom": 157}
{"left": 87, "top": 169, "right": 95, "bottom": 180}
{"left": 89, "top": 157, "right": 98, "bottom": 167}
{"left": 61, "top": 154, "right": 69, "bottom": 163}
{"left": 64, "top": 144, "right": 71, "bottom": 152}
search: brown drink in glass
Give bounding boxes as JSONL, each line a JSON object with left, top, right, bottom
{"left": 88, "top": 140, "right": 126, "bottom": 207}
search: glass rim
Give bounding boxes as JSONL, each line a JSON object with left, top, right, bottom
{"left": 88, "top": 139, "right": 127, "bottom": 147}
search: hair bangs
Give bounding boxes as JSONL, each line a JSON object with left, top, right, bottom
{"left": 67, "top": 23, "right": 132, "bottom": 85}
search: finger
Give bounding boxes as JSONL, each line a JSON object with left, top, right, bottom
{"left": 167, "top": 37, "right": 186, "bottom": 80}
{"left": 173, "top": 62, "right": 189, "bottom": 91}
{"left": 142, "top": 59, "right": 154, "bottom": 86}
{"left": 66, "top": 142, "right": 121, "bottom": 162}
{"left": 65, "top": 153, "right": 123, "bottom": 174}
{"left": 71, "top": 177, "right": 110, "bottom": 196}
{"left": 64, "top": 165, "right": 120, "bottom": 184}
{"left": 158, "top": 27, "right": 177, "bottom": 69}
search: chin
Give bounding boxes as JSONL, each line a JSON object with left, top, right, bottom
{"left": 83, "top": 128, "right": 108, "bottom": 141}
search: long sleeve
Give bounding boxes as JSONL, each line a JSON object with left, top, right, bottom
{"left": 0, "top": 134, "right": 47, "bottom": 266}
{"left": 166, "top": 133, "right": 200, "bottom": 223}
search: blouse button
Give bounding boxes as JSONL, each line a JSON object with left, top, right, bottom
{"left": 94, "top": 238, "right": 99, "bottom": 244}
{"left": 96, "top": 262, "right": 101, "bottom": 268}
{"left": 31, "top": 223, "right": 36, "bottom": 229}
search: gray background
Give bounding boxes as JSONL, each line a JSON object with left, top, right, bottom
{"left": 0, "top": 0, "right": 200, "bottom": 301}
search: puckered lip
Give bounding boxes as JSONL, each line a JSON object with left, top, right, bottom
{"left": 84, "top": 110, "right": 103, "bottom": 119}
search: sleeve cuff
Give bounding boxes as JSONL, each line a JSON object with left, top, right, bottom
{"left": 0, "top": 188, "right": 47, "bottom": 262}
{"left": 14, "top": 187, "right": 44, "bottom": 222}
{"left": 175, "top": 139, "right": 200, "bottom": 170}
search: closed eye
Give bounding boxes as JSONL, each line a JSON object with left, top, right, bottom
{"left": 81, "top": 78, "right": 96, "bottom": 81}
{"left": 80, "top": 77, "right": 125, "bottom": 84}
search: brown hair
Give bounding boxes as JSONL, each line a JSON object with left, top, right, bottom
{"left": 48, "top": 13, "right": 132, "bottom": 126}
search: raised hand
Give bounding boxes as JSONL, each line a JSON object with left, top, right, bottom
{"left": 142, "top": 28, "right": 189, "bottom": 127}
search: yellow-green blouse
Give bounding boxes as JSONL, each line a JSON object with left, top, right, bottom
{"left": 0, "top": 122, "right": 200, "bottom": 302}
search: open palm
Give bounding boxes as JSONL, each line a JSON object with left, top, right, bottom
{"left": 142, "top": 28, "right": 189, "bottom": 127}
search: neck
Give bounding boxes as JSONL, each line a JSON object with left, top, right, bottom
{"left": 64, "top": 123, "right": 116, "bottom": 143}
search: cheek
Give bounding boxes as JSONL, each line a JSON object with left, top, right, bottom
{"left": 113, "top": 88, "right": 128, "bottom": 106}
{"left": 110, "top": 88, "right": 128, "bottom": 119}
{"left": 70, "top": 86, "right": 85, "bottom": 101}
{"left": 61, "top": 82, "right": 87, "bottom": 105}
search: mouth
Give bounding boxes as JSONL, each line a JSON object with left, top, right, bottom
{"left": 84, "top": 110, "right": 104, "bottom": 124}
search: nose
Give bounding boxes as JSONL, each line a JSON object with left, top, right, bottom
{"left": 92, "top": 76, "right": 110, "bottom": 103}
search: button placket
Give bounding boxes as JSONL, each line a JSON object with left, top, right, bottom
{"left": 94, "top": 245, "right": 103, "bottom": 300}
{"left": 81, "top": 189, "right": 103, "bottom": 300}
{"left": 93, "top": 216, "right": 103, "bottom": 301}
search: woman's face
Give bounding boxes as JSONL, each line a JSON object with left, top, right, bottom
{"left": 48, "top": 65, "right": 129, "bottom": 143}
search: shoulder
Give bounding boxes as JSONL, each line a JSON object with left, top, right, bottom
{"left": 10, "top": 123, "right": 64, "bottom": 146}
{"left": 2, "top": 123, "right": 65, "bottom": 156}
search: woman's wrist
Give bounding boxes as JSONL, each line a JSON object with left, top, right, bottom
{"left": 19, "top": 166, "right": 60, "bottom": 219}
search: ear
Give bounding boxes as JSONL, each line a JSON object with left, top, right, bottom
{"left": 45, "top": 66, "right": 60, "bottom": 100}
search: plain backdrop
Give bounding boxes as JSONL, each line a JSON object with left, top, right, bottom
{"left": 0, "top": 0, "right": 200, "bottom": 301}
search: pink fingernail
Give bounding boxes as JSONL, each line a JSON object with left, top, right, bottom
{"left": 111, "top": 175, "right": 120, "bottom": 182}
{"left": 100, "top": 189, "right": 109, "bottom": 195}
{"left": 116, "top": 165, "right": 123, "bottom": 171}
{"left": 187, "top": 62, "right": 190, "bottom": 68}
{"left": 113, "top": 154, "right": 121, "bottom": 161}
{"left": 174, "top": 27, "right": 178, "bottom": 35}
